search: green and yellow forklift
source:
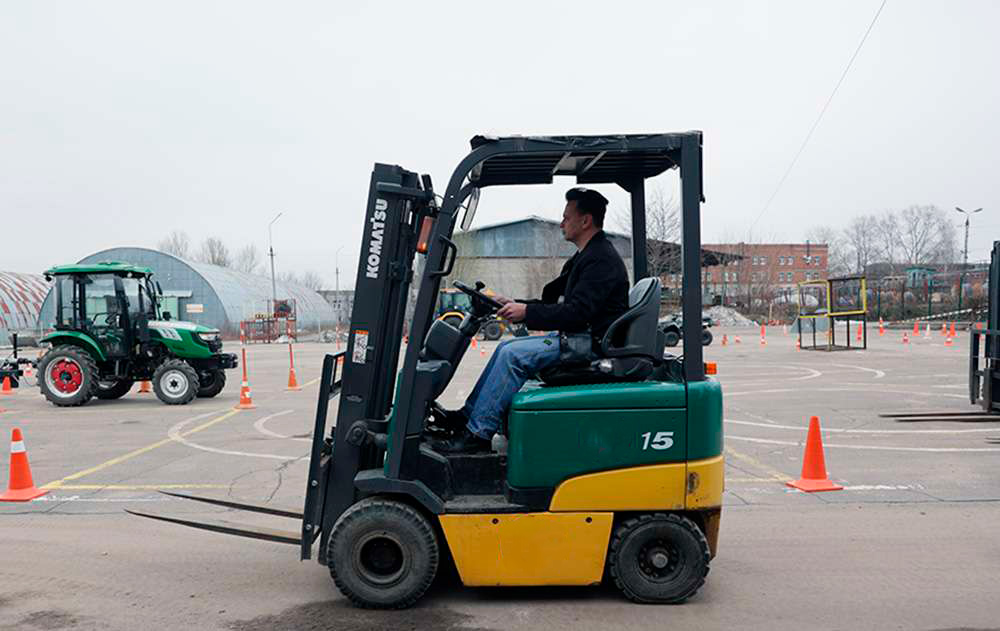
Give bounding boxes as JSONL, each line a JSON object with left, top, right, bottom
{"left": 134, "top": 132, "right": 723, "bottom": 608}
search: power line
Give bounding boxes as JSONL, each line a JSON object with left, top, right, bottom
{"left": 750, "top": 0, "right": 888, "bottom": 232}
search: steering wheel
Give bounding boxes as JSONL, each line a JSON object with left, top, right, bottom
{"left": 453, "top": 280, "right": 504, "bottom": 311}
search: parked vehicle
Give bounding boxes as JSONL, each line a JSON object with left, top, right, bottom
{"left": 660, "top": 313, "right": 714, "bottom": 347}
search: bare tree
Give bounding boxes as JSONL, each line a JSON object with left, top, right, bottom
{"left": 277, "top": 270, "right": 299, "bottom": 285}
{"left": 196, "top": 237, "right": 232, "bottom": 267}
{"left": 298, "top": 270, "right": 325, "bottom": 290}
{"left": 612, "top": 187, "right": 680, "bottom": 278}
{"left": 805, "top": 225, "right": 850, "bottom": 276}
{"left": 158, "top": 230, "right": 191, "bottom": 258}
{"left": 894, "top": 205, "right": 957, "bottom": 266}
{"left": 842, "top": 214, "right": 879, "bottom": 274}
{"left": 234, "top": 244, "right": 262, "bottom": 274}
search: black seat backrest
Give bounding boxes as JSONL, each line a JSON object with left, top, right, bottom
{"left": 598, "top": 277, "right": 662, "bottom": 359}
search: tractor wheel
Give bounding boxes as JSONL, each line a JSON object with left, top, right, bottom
{"left": 608, "top": 513, "right": 710, "bottom": 604}
{"left": 701, "top": 329, "right": 713, "bottom": 346}
{"left": 442, "top": 314, "right": 463, "bottom": 330}
{"left": 95, "top": 378, "right": 135, "bottom": 400}
{"left": 663, "top": 330, "right": 681, "bottom": 347}
{"left": 196, "top": 369, "right": 226, "bottom": 398}
{"left": 152, "top": 359, "right": 200, "bottom": 405}
{"left": 328, "top": 498, "right": 439, "bottom": 609}
{"left": 482, "top": 320, "right": 503, "bottom": 341}
{"left": 39, "top": 346, "right": 99, "bottom": 407}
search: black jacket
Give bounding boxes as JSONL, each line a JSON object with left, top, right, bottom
{"left": 522, "top": 231, "right": 630, "bottom": 339}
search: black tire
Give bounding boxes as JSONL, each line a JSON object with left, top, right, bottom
{"left": 664, "top": 330, "right": 681, "bottom": 347}
{"left": 701, "top": 329, "right": 713, "bottom": 346}
{"left": 442, "top": 315, "right": 463, "bottom": 330}
{"left": 95, "top": 378, "right": 135, "bottom": 400}
{"left": 482, "top": 320, "right": 503, "bottom": 341}
{"left": 38, "top": 345, "right": 99, "bottom": 407}
{"left": 196, "top": 369, "right": 226, "bottom": 398}
{"left": 152, "top": 359, "right": 200, "bottom": 405}
{"left": 328, "top": 498, "right": 439, "bottom": 609}
{"left": 608, "top": 513, "right": 710, "bottom": 604}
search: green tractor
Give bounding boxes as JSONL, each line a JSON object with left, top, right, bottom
{"left": 38, "top": 262, "right": 238, "bottom": 407}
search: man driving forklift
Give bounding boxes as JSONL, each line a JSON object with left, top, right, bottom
{"left": 433, "top": 187, "right": 630, "bottom": 453}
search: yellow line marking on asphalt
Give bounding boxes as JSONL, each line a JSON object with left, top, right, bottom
{"left": 53, "top": 484, "right": 229, "bottom": 490}
{"left": 302, "top": 377, "right": 321, "bottom": 387}
{"left": 724, "top": 446, "right": 793, "bottom": 482}
{"left": 42, "top": 408, "right": 241, "bottom": 489}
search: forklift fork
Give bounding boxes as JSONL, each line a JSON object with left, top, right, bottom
{"left": 127, "top": 351, "right": 345, "bottom": 550}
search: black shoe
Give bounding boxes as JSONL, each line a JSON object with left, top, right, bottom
{"left": 431, "top": 428, "right": 492, "bottom": 454}
{"left": 426, "top": 407, "right": 468, "bottom": 437}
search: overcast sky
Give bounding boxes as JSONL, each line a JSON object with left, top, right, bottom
{"left": 2, "top": 1, "right": 997, "bottom": 289}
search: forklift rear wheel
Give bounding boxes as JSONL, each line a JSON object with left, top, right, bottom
{"left": 196, "top": 369, "right": 226, "bottom": 398}
{"left": 38, "top": 346, "right": 98, "bottom": 407}
{"left": 482, "top": 320, "right": 503, "bottom": 341}
{"left": 609, "top": 513, "right": 710, "bottom": 604}
{"left": 152, "top": 359, "right": 200, "bottom": 405}
{"left": 328, "top": 498, "right": 439, "bottom": 609}
{"left": 664, "top": 330, "right": 681, "bottom": 347}
{"left": 95, "top": 378, "right": 135, "bottom": 400}
{"left": 701, "top": 329, "right": 713, "bottom": 346}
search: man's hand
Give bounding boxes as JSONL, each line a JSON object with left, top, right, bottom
{"left": 492, "top": 294, "right": 512, "bottom": 306}
{"left": 497, "top": 301, "right": 527, "bottom": 323}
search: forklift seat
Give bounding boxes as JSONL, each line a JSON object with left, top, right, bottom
{"left": 537, "top": 277, "right": 664, "bottom": 386}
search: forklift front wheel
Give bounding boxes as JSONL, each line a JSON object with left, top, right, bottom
{"left": 609, "top": 513, "right": 710, "bottom": 604}
{"left": 328, "top": 498, "right": 439, "bottom": 609}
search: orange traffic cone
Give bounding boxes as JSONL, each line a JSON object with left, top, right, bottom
{"left": 857, "top": 322, "right": 864, "bottom": 342}
{"left": 913, "top": 321, "right": 919, "bottom": 336}
{"left": 286, "top": 343, "right": 302, "bottom": 391}
{"left": 721, "top": 334, "right": 728, "bottom": 346}
{"left": 950, "top": 322, "right": 957, "bottom": 338}
{"left": 878, "top": 318, "right": 885, "bottom": 336}
{"left": 795, "top": 337, "right": 801, "bottom": 351}
{"left": 944, "top": 335, "right": 954, "bottom": 347}
{"left": 902, "top": 332, "right": 909, "bottom": 345}
{"left": 759, "top": 325, "right": 766, "bottom": 346}
{"left": 0, "top": 376, "right": 13, "bottom": 396}
{"left": 940, "top": 322, "right": 947, "bottom": 336}
{"left": 471, "top": 338, "right": 478, "bottom": 349}
{"left": 235, "top": 346, "right": 256, "bottom": 409}
{"left": 138, "top": 380, "right": 152, "bottom": 394}
{"left": 1, "top": 428, "right": 48, "bottom": 501}
{"left": 786, "top": 416, "right": 843, "bottom": 493}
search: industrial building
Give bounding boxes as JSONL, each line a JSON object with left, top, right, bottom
{"left": 0, "top": 271, "right": 49, "bottom": 345}
{"left": 445, "top": 216, "right": 634, "bottom": 299}
{"left": 37, "top": 247, "right": 336, "bottom": 336}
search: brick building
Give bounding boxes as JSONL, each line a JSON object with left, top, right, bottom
{"left": 666, "top": 242, "right": 829, "bottom": 305}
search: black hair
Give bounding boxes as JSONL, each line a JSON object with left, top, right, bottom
{"left": 565, "top": 187, "right": 608, "bottom": 228}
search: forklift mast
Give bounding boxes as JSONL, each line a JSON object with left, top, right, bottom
{"left": 970, "top": 240, "right": 1000, "bottom": 412}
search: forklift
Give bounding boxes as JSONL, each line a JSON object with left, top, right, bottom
{"left": 132, "top": 133, "right": 724, "bottom": 608}
{"left": 437, "top": 288, "right": 525, "bottom": 340}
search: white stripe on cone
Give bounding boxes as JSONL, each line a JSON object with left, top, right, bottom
{"left": 11, "top": 441, "right": 25, "bottom": 453}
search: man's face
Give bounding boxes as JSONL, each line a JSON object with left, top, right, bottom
{"left": 560, "top": 201, "right": 588, "bottom": 242}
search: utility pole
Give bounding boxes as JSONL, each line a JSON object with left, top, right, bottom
{"left": 956, "top": 207, "right": 983, "bottom": 312}
{"left": 268, "top": 211, "right": 283, "bottom": 314}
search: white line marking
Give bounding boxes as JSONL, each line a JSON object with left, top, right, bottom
{"left": 830, "top": 363, "right": 886, "bottom": 379}
{"left": 727, "top": 434, "right": 1000, "bottom": 452}
{"left": 168, "top": 411, "right": 306, "bottom": 460}
{"left": 253, "top": 410, "right": 309, "bottom": 442}
{"left": 34, "top": 495, "right": 172, "bottom": 503}
{"left": 726, "top": 387, "right": 967, "bottom": 399}
{"left": 726, "top": 418, "right": 1000, "bottom": 434}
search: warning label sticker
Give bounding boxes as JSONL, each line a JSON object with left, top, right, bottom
{"left": 352, "top": 330, "right": 369, "bottom": 364}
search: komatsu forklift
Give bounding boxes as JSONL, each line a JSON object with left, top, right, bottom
{"left": 133, "top": 133, "right": 724, "bottom": 608}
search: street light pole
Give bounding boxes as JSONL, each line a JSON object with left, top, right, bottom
{"left": 955, "top": 206, "right": 983, "bottom": 312}
{"left": 268, "top": 211, "right": 283, "bottom": 313}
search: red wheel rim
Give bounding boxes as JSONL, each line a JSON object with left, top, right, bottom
{"left": 50, "top": 359, "right": 83, "bottom": 394}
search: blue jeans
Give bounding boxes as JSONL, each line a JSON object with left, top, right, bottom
{"left": 461, "top": 333, "right": 561, "bottom": 439}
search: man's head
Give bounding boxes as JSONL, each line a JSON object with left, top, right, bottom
{"left": 561, "top": 187, "right": 608, "bottom": 245}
